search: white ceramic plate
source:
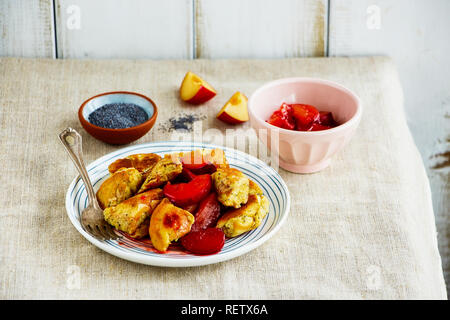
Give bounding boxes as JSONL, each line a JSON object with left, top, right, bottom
{"left": 65, "top": 141, "right": 290, "bottom": 267}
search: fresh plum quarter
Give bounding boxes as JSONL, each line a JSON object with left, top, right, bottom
{"left": 217, "top": 92, "right": 249, "bottom": 124}
{"left": 186, "top": 87, "right": 216, "bottom": 105}
{"left": 180, "top": 71, "right": 216, "bottom": 104}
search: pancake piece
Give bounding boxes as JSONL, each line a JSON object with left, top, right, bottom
{"left": 108, "top": 153, "right": 161, "bottom": 177}
{"left": 96, "top": 167, "right": 143, "bottom": 209}
{"left": 149, "top": 198, "right": 195, "bottom": 252}
{"left": 166, "top": 148, "right": 229, "bottom": 169}
{"left": 216, "top": 193, "right": 269, "bottom": 238}
{"left": 248, "top": 179, "right": 263, "bottom": 196}
{"left": 129, "top": 217, "right": 150, "bottom": 239}
{"left": 103, "top": 189, "right": 164, "bottom": 238}
{"left": 138, "top": 157, "right": 183, "bottom": 193}
{"left": 211, "top": 167, "right": 249, "bottom": 208}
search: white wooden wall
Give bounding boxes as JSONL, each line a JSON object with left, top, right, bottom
{"left": 55, "top": 0, "right": 194, "bottom": 59}
{"left": 0, "top": 0, "right": 328, "bottom": 59}
{"left": 1, "top": 0, "right": 448, "bottom": 287}
{"left": 328, "top": 0, "right": 450, "bottom": 289}
{"left": 0, "top": 0, "right": 55, "bottom": 57}
{"left": 195, "top": 0, "right": 327, "bottom": 58}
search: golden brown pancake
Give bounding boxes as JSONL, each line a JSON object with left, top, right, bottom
{"left": 216, "top": 193, "right": 269, "bottom": 238}
{"left": 103, "top": 188, "right": 164, "bottom": 238}
{"left": 149, "top": 198, "right": 195, "bottom": 252}
{"left": 108, "top": 153, "right": 161, "bottom": 177}
{"left": 165, "top": 148, "right": 229, "bottom": 169}
{"left": 211, "top": 167, "right": 249, "bottom": 208}
{"left": 138, "top": 157, "right": 183, "bottom": 193}
{"left": 96, "top": 167, "right": 143, "bottom": 209}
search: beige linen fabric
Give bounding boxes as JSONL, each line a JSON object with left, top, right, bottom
{"left": 0, "top": 57, "right": 446, "bottom": 299}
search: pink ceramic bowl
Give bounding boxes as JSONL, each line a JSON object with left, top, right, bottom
{"left": 248, "top": 78, "right": 362, "bottom": 173}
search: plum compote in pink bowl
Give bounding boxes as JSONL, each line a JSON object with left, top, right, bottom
{"left": 248, "top": 78, "right": 362, "bottom": 173}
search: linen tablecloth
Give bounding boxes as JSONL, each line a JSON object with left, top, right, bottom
{"left": 0, "top": 57, "right": 446, "bottom": 299}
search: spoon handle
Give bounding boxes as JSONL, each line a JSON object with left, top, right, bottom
{"left": 59, "top": 127, "right": 99, "bottom": 208}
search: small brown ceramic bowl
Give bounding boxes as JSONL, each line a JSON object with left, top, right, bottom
{"left": 78, "top": 91, "right": 158, "bottom": 145}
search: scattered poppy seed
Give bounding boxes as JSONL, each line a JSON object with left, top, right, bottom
{"left": 159, "top": 113, "right": 206, "bottom": 132}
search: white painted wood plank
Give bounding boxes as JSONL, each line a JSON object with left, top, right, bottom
{"left": 196, "top": 0, "right": 327, "bottom": 58}
{"left": 329, "top": 0, "right": 450, "bottom": 289}
{"left": 55, "top": 0, "right": 193, "bottom": 59}
{"left": 0, "top": 0, "right": 55, "bottom": 58}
